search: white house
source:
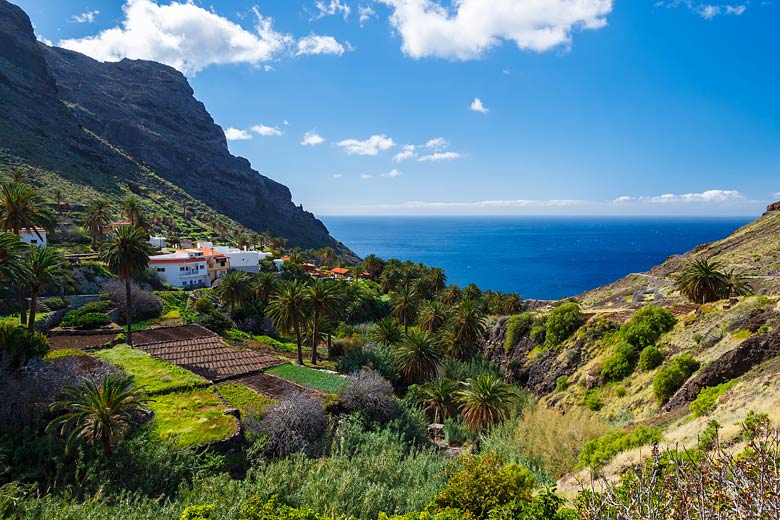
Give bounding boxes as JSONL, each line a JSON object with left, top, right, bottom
{"left": 198, "top": 242, "right": 272, "bottom": 274}
{"left": 149, "top": 249, "right": 211, "bottom": 288}
{"left": 149, "top": 236, "right": 167, "bottom": 249}
{"left": 19, "top": 228, "right": 47, "bottom": 247}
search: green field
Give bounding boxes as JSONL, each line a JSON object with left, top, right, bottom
{"left": 94, "top": 344, "right": 207, "bottom": 394}
{"left": 217, "top": 383, "right": 277, "bottom": 416}
{"left": 265, "top": 364, "right": 347, "bottom": 393}
{"left": 148, "top": 388, "right": 237, "bottom": 448}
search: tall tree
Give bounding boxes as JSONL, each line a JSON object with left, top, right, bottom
{"left": 447, "top": 299, "right": 487, "bottom": 360}
{"left": 0, "top": 181, "right": 55, "bottom": 325}
{"left": 266, "top": 280, "right": 311, "bottom": 365}
{"left": 391, "top": 285, "right": 419, "bottom": 333}
{"left": 429, "top": 267, "right": 447, "bottom": 294}
{"left": 675, "top": 259, "right": 730, "bottom": 304}
{"left": 419, "top": 378, "right": 459, "bottom": 423}
{"left": 215, "top": 270, "right": 252, "bottom": 317}
{"left": 0, "top": 232, "right": 28, "bottom": 292}
{"left": 122, "top": 195, "right": 149, "bottom": 231}
{"left": 84, "top": 198, "right": 112, "bottom": 248}
{"left": 418, "top": 300, "right": 450, "bottom": 333}
{"left": 253, "top": 272, "right": 278, "bottom": 305}
{"left": 318, "top": 247, "right": 336, "bottom": 267}
{"left": 457, "top": 374, "right": 517, "bottom": 434}
{"left": 393, "top": 329, "right": 445, "bottom": 384}
{"left": 25, "top": 247, "right": 71, "bottom": 330}
{"left": 361, "top": 254, "right": 385, "bottom": 281}
{"left": 48, "top": 373, "right": 148, "bottom": 457}
{"left": 307, "top": 279, "right": 344, "bottom": 364}
{"left": 102, "top": 225, "right": 152, "bottom": 346}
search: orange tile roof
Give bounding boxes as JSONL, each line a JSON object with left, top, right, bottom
{"left": 331, "top": 267, "right": 349, "bottom": 275}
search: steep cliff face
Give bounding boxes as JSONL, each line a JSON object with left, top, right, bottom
{"left": 0, "top": 0, "right": 354, "bottom": 257}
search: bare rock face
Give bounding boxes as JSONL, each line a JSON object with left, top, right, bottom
{"left": 765, "top": 201, "right": 780, "bottom": 214}
{"left": 0, "top": 0, "right": 355, "bottom": 257}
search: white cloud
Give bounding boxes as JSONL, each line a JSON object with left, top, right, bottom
{"left": 470, "top": 97, "right": 489, "bottom": 114}
{"left": 656, "top": 1, "right": 748, "bottom": 19}
{"left": 333, "top": 173, "right": 343, "bottom": 179}
{"left": 36, "top": 33, "right": 52, "bottom": 46}
{"left": 337, "top": 134, "right": 395, "bottom": 155}
{"left": 224, "top": 127, "right": 252, "bottom": 141}
{"left": 377, "top": 0, "right": 612, "bottom": 60}
{"left": 612, "top": 189, "right": 745, "bottom": 204}
{"left": 251, "top": 124, "right": 283, "bottom": 136}
{"left": 425, "top": 137, "right": 448, "bottom": 150}
{"left": 418, "top": 151, "right": 462, "bottom": 162}
{"left": 502, "top": 68, "right": 512, "bottom": 75}
{"left": 302, "top": 131, "right": 326, "bottom": 146}
{"left": 313, "top": 0, "right": 351, "bottom": 20}
{"left": 263, "top": 64, "right": 274, "bottom": 71}
{"left": 774, "top": 192, "right": 780, "bottom": 199}
{"left": 296, "top": 35, "right": 348, "bottom": 56}
{"left": 381, "top": 169, "right": 402, "bottom": 177}
{"left": 360, "top": 174, "right": 373, "bottom": 180}
{"left": 283, "top": 120, "right": 290, "bottom": 126}
{"left": 612, "top": 195, "right": 635, "bottom": 203}
{"left": 359, "top": 5, "right": 376, "bottom": 26}
{"left": 58, "top": 1, "right": 346, "bottom": 75}
{"left": 72, "top": 10, "right": 100, "bottom": 23}
{"left": 393, "top": 145, "right": 417, "bottom": 162}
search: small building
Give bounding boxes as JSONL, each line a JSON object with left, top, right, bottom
{"left": 206, "top": 242, "right": 270, "bottom": 274}
{"left": 19, "top": 228, "right": 47, "bottom": 247}
{"left": 149, "top": 250, "right": 211, "bottom": 288}
{"left": 302, "top": 263, "right": 316, "bottom": 272}
{"left": 149, "top": 236, "right": 167, "bottom": 249}
{"left": 331, "top": 267, "right": 350, "bottom": 279}
{"left": 194, "top": 247, "right": 230, "bottom": 281}
{"left": 273, "top": 258, "right": 285, "bottom": 271}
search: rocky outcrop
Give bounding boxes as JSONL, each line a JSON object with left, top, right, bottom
{"left": 665, "top": 330, "right": 780, "bottom": 410}
{"left": 0, "top": 0, "right": 355, "bottom": 257}
{"left": 765, "top": 201, "right": 780, "bottom": 214}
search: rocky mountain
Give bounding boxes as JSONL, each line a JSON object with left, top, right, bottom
{"left": 0, "top": 0, "right": 355, "bottom": 258}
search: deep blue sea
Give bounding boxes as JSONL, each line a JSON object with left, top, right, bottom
{"left": 321, "top": 216, "right": 753, "bottom": 300}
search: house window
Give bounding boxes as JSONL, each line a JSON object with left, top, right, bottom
{"left": 30, "top": 239, "right": 38, "bottom": 244}
{"left": 156, "top": 267, "right": 165, "bottom": 272}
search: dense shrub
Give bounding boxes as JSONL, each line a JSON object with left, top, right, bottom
{"left": 330, "top": 335, "right": 364, "bottom": 357}
{"left": 193, "top": 296, "right": 213, "bottom": 313}
{"left": 614, "top": 386, "right": 627, "bottom": 398}
{"left": 43, "top": 297, "right": 69, "bottom": 310}
{"left": 336, "top": 345, "right": 399, "bottom": 383}
{"left": 0, "top": 322, "right": 50, "bottom": 368}
{"left": 253, "top": 395, "right": 327, "bottom": 457}
{"left": 584, "top": 389, "right": 603, "bottom": 411}
{"left": 601, "top": 341, "right": 639, "bottom": 382}
{"left": 180, "top": 503, "right": 216, "bottom": 520}
{"left": 242, "top": 497, "right": 330, "bottom": 520}
{"left": 504, "top": 313, "right": 533, "bottom": 353}
{"left": 441, "top": 355, "right": 501, "bottom": 382}
{"left": 690, "top": 380, "right": 736, "bottom": 417}
{"left": 653, "top": 354, "right": 700, "bottom": 404}
{"left": 443, "top": 418, "right": 472, "bottom": 445}
{"left": 104, "top": 280, "right": 163, "bottom": 322}
{"left": 638, "top": 345, "right": 663, "bottom": 371}
{"left": 198, "top": 310, "right": 233, "bottom": 335}
{"left": 339, "top": 369, "right": 400, "bottom": 424}
{"left": 578, "top": 425, "right": 662, "bottom": 468}
{"left": 60, "top": 311, "right": 112, "bottom": 328}
{"left": 77, "top": 300, "right": 113, "bottom": 314}
{"left": 555, "top": 376, "right": 569, "bottom": 392}
{"left": 427, "top": 453, "right": 535, "bottom": 520}
{"left": 621, "top": 306, "right": 677, "bottom": 349}
{"left": 544, "top": 302, "right": 582, "bottom": 347}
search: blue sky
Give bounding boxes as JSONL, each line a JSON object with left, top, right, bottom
{"left": 19, "top": 0, "right": 780, "bottom": 216}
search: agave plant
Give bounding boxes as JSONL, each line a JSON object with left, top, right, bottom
{"left": 48, "top": 373, "right": 149, "bottom": 456}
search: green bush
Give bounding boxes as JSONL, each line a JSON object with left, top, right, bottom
{"left": 443, "top": 418, "right": 472, "bottom": 446}
{"left": 578, "top": 425, "right": 662, "bottom": 468}
{"left": 638, "top": 345, "right": 663, "bottom": 371}
{"left": 198, "top": 310, "right": 232, "bottom": 335}
{"left": 336, "top": 346, "right": 399, "bottom": 383}
{"left": 504, "top": 313, "right": 533, "bottom": 353}
{"left": 690, "top": 380, "right": 736, "bottom": 417}
{"left": 614, "top": 386, "right": 627, "bottom": 398}
{"left": 698, "top": 419, "right": 721, "bottom": 450}
{"left": 180, "top": 504, "right": 216, "bottom": 520}
{"left": 0, "top": 322, "right": 50, "bottom": 367}
{"left": 193, "top": 296, "right": 213, "bottom": 313}
{"left": 601, "top": 341, "right": 638, "bottom": 382}
{"left": 555, "top": 376, "right": 569, "bottom": 392}
{"left": 77, "top": 300, "right": 113, "bottom": 314}
{"left": 43, "top": 297, "right": 69, "bottom": 310}
{"left": 653, "top": 354, "right": 700, "bottom": 404}
{"left": 621, "top": 306, "right": 677, "bottom": 349}
{"left": 584, "top": 389, "right": 603, "bottom": 411}
{"left": 60, "top": 311, "right": 112, "bottom": 328}
{"left": 544, "top": 302, "right": 581, "bottom": 347}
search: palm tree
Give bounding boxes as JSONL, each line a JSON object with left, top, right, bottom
{"left": 0, "top": 181, "right": 55, "bottom": 325}
{"left": 84, "top": 198, "right": 112, "bottom": 248}
{"left": 429, "top": 268, "right": 447, "bottom": 294}
{"left": 0, "top": 232, "right": 28, "bottom": 291}
{"left": 122, "top": 195, "right": 149, "bottom": 232}
{"left": 438, "top": 285, "right": 461, "bottom": 305}
{"left": 724, "top": 269, "right": 753, "bottom": 298}
{"left": 370, "top": 316, "right": 404, "bottom": 347}
{"left": 675, "top": 259, "right": 730, "bottom": 304}
{"left": 362, "top": 254, "right": 385, "bottom": 281}
{"left": 48, "top": 373, "right": 148, "bottom": 456}
{"left": 253, "top": 272, "right": 278, "bottom": 305}
{"left": 391, "top": 285, "right": 419, "bottom": 333}
{"left": 266, "top": 280, "right": 311, "bottom": 365}
{"left": 456, "top": 374, "right": 517, "bottom": 434}
{"left": 307, "top": 279, "right": 344, "bottom": 364}
{"left": 393, "top": 329, "right": 445, "bottom": 384}
{"left": 419, "top": 378, "right": 459, "bottom": 423}
{"left": 447, "top": 299, "right": 487, "bottom": 360}
{"left": 25, "top": 247, "right": 71, "bottom": 330}
{"left": 318, "top": 247, "right": 335, "bottom": 267}
{"left": 102, "top": 225, "right": 152, "bottom": 346}
{"left": 418, "top": 300, "right": 449, "bottom": 333}
{"left": 215, "top": 270, "right": 252, "bottom": 317}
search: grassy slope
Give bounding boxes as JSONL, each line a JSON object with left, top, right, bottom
{"left": 265, "top": 364, "right": 347, "bottom": 393}
{"left": 149, "top": 388, "right": 237, "bottom": 447}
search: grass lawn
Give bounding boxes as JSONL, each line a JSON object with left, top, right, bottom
{"left": 93, "top": 344, "right": 207, "bottom": 394}
{"left": 44, "top": 349, "right": 87, "bottom": 360}
{"left": 148, "top": 388, "right": 237, "bottom": 448}
{"left": 217, "top": 383, "right": 277, "bottom": 416}
{"left": 265, "top": 363, "right": 347, "bottom": 393}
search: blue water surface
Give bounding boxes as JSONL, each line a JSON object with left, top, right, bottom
{"left": 321, "top": 216, "right": 753, "bottom": 300}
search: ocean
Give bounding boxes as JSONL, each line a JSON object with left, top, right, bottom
{"left": 321, "top": 216, "right": 753, "bottom": 300}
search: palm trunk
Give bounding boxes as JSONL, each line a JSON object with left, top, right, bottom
{"left": 28, "top": 286, "right": 39, "bottom": 332}
{"left": 125, "top": 277, "right": 133, "bottom": 346}
{"left": 18, "top": 285, "right": 27, "bottom": 326}
{"left": 295, "top": 324, "right": 304, "bottom": 365}
{"left": 327, "top": 331, "right": 333, "bottom": 357}
{"left": 310, "top": 311, "right": 319, "bottom": 365}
